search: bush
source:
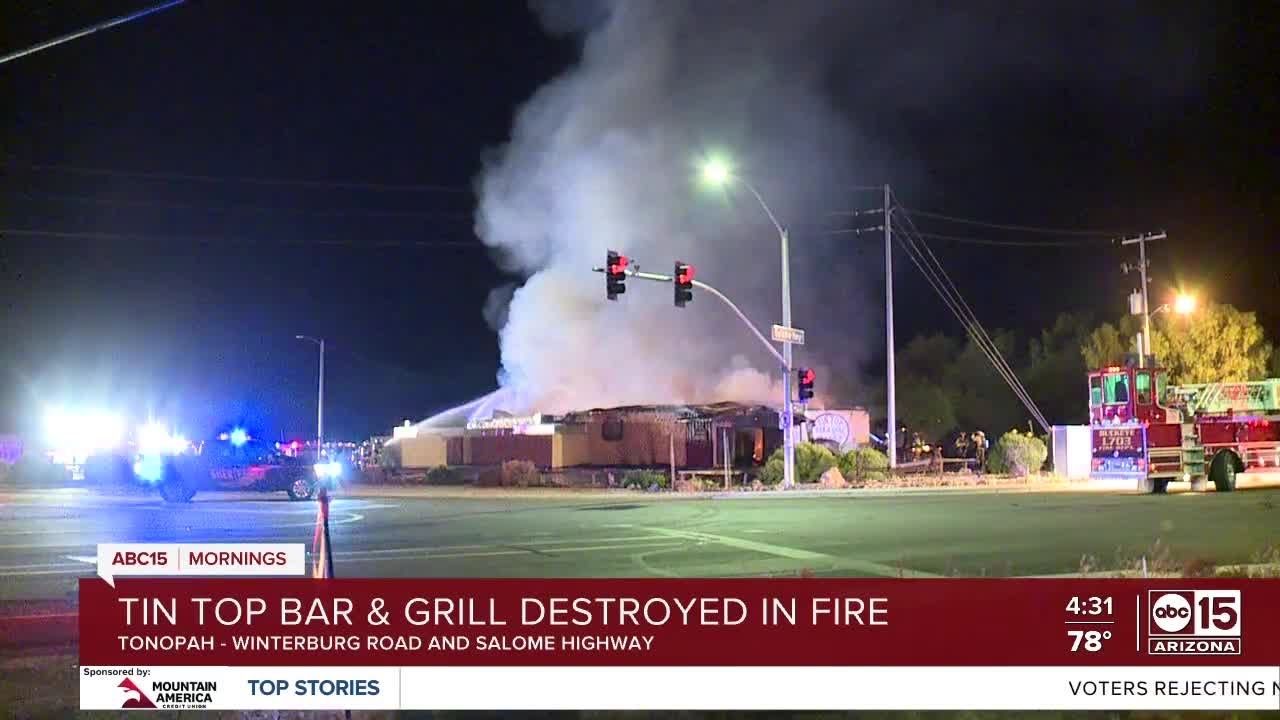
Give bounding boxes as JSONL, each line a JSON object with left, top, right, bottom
{"left": 838, "top": 447, "right": 890, "bottom": 485}
{"left": 758, "top": 443, "right": 839, "bottom": 485}
{"left": 987, "top": 430, "right": 1047, "bottom": 477}
{"left": 425, "top": 465, "right": 465, "bottom": 485}
{"left": 621, "top": 469, "right": 668, "bottom": 490}
{"left": 500, "top": 460, "right": 540, "bottom": 487}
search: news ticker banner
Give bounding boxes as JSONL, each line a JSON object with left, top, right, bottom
{"left": 79, "top": 576, "right": 1280, "bottom": 710}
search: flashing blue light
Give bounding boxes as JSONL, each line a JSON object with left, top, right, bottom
{"left": 229, "top": 428, "right": 249, "bottom": 447}
{"left": 134, "top": 455, "right": 165, "bottom": 483}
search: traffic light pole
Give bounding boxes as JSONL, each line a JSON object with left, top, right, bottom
{"left": 593, "top": 266, "right": 785, "bottom": 370}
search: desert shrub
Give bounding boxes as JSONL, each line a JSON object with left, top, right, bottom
{"left": 425, "top": 465, "right": 465, "bottom": 485}
{"left": 987, "top": 429, "right": 1047, "bottom": 477}
{"left": 758, "top": 443, "right": 838, "bottom": 485}
{"left": 621, "top": 469, "right": 668, "bottom": 490}
{"left": 838, "top": 447, "right": 890, "bottom": 485}
{"left": 500, "top": 460, "right": 540, "bottom": 487}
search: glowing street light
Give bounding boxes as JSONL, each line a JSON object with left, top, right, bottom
{"left": 1153, "top": 293, "right": 1198, "bottom": 317}
{"left": 699, "top": 155, "right": 732, "bottom": 187}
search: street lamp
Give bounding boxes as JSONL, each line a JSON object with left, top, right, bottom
{"left": 1153, "top": 293, "right": 1198, "bottom": 317}
{"left": 699, "top": 154, "right": 796, "bottom": 490}
{"left": 295, "top": 335, "right": 325, "bottom": 457}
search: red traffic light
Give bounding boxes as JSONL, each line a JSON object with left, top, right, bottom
{"left": 802, "top": 369, "right": 815, "bottom": 384}
{"left": 674, "top": 261, "right": 694, "bottom": 308}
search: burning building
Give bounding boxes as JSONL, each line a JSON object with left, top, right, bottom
{"left": 386, "top": 403, "right": 869, "bottom": 472}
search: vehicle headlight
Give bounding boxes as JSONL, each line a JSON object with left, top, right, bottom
{"left": 314, "top": 461, "right": 342, "bottom": 479}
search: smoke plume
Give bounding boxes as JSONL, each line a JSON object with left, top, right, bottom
{"left": 472, "top": 0, "right": 1213, "bottom": 417}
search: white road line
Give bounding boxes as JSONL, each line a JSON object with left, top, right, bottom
{"left": 333, "top": 535, "right": 667, "bottom": 557}
{"left": 0, "top": 561, "right": 87, "bottom": 571}
{"left": 351, "top": 540, "right": 686, "bottom": 562}
{"left": 638, "top": 526, "right": 941, "bottom": 578}
{"left": 0, "top": 512, "right": 363, "bottom": 550}
{"left": 640, "top": 527, "right": 828, "bottom": 560}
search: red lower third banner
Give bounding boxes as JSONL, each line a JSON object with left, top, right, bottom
{"left": 78, "top": 578, "right": 1280, "bottom": 710}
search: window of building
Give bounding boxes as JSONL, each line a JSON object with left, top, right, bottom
{"left": 1135, "top": 372, "right": 1152, "bottom": 405}
{"left": 601, "top": 418, "right": 624, "bottom": 442}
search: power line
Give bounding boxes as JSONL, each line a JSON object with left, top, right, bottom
{"left": 891, "top": 199, "right": 1050, "bottom": 432}
{"left": 901, "top": 229, "right": 1106, "bottom": 248}
{"left": 12, "top": 163, "right": 473, "bottom": 194}
{"left": 892, "top": 225, "right": 1047, "bottom": 430}
{"left": 901, "top": 208, "right": 1122, "bottom": 237}
{"left": 1, "top": 228, "right": 487, "bottom": 249}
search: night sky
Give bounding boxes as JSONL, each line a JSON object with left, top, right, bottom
{"left": 1, "top": 1, "right": 1276, "bottom": 440}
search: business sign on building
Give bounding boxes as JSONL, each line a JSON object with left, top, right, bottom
{"left": 810, "top": 412, "right": 851, "bottom": 448}
{"left": 466, "top": 414, "right": 546, "bottom": 432}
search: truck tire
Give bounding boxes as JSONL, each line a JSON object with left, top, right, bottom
{"left": 1210, "top": 451, "right": 1240, "bottom": 492}
{"left": 158, "top": 464, "right": 197, "bottom": 503}
{"left": 287, "top": 477, "right": 316, "bottom": 501}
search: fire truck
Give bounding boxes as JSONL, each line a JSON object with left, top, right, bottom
{"left": 1089, "top": 363, "right": 1280, "bottom": 493}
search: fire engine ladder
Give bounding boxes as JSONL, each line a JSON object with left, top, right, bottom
{"left": 1180, "top": 423, "right": 1206, "bottom": 479}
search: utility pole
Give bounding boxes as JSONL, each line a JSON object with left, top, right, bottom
{"left": 1120, "top": 232, "right": 1167, "bottom": 363}
{"left": 296, "top": 336, "right": 326, "bottom": 456}
{"left": 780, "top": 227, "right": 795, "bottom": 489}
{"left": 884, "top": 184, "right": 896, "bottom": 468}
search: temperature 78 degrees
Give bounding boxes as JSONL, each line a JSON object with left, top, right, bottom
{"left": 1065, "top": 596, "right": 1114, "bottom": 652}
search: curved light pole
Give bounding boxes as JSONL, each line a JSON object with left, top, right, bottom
{"left": 295, "top": 335, "right": 325, "bottom": 457}
{"left": 701, "top": 156, "right": 796, "bottom": 490}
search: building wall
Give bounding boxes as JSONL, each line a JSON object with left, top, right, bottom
{"left": 553, "top": 428, "right": 592, "bottom": 469}
{"left": 398, "top": 435, "right": 447, "bottom": 469}
{"left": 467, "top": 433, "right": 553, "bottom": 468}
{"left": 578, "top": 412, "right": 689, "bottom": 467}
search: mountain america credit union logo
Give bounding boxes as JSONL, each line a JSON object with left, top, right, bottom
{"left": 117, "top": 677, "right": 157, "bottom": 708}
{"left": 114, "top": 675, "right": 217, "bottom": 709}
{"left": 1147, "top": 589, "right": 1242, "bottom": 654}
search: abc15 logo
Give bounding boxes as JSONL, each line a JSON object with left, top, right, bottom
{"left": 1148, "top": 589, "right": 1241, "bottom": 637}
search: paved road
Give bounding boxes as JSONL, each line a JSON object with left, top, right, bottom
{"left": 3, "top": 481, "right": 1279, "bottom": 602}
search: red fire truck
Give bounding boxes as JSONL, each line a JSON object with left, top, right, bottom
{"left": 1089, "top": 364, "right": 1280, "bottom": 493}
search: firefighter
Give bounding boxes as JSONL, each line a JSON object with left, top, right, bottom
{"left": 954, "top": 432, "right": 970, "bottom": 459}
{"left": 910, "top": 432, "right": 925, "bottom": 461}
{"left": 972, "top": 430, "right": 988, "bottom": 472}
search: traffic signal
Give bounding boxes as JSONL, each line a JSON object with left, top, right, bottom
{"left": 674, "top": 261, "right": 694, "bottom": 307}
{"left": 797, "top": 367, "right": 815, "bottom": 401}
{"left": 606, "top": 250, "right": 628, "bottom": 300}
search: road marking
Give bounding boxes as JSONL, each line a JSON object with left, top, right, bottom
{"left": 333, "top": 535, "right": 666, "bottom": 557}
{"left": 0, "top": 561, "right": 87, "bottom": 571}
{"left": 638, "top": 526, "right": 941, "bottom": 578}
{"left": 640, "top": 526, "right": 828, "bottom": 560}
{"left": 351, "top": 540, "right": 686, "bottom": 562}
{"left": 0, "top": 512, "right": 363, "bottom": 550}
